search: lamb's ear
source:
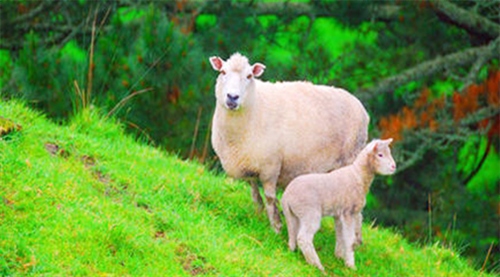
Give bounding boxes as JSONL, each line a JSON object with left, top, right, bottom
{"left": 382, "top": 138, "right": 393, "bottom": 147}
{"left": 372, "top": 142, "right": 378, "bottom": 152}
{"left": 252, "top": 63, "right": 266, "bottom": 77}
{"left": 209, "top": 56, "right": 224, "bottom": 71}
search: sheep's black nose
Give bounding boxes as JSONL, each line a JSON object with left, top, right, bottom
{"left": 227, "top": 94, "right": 239, "bottom": 101}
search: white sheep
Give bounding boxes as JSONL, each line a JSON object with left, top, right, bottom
{"left": 209, "top": 53, "right": 370, "bottom": 233}
{"left": 281, "top": 138, "right": 396, "bottom": 271}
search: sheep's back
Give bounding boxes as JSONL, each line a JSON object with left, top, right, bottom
{"left": 255, "top": 81, "right": 369, "bottom": 186}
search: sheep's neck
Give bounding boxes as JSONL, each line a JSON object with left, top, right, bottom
{"left": 352, "top": 156, "right": 375, "bottom": 194}
{"left": 217, "top": 92, "right": 257, "bottom": 142}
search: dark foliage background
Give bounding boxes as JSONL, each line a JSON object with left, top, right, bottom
{"left": 1, "top": 0, "right": 499, "bottom": 272}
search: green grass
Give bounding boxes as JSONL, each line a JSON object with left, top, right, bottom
{"left": 0, "top": 100, "right": 493, "bottom": 276}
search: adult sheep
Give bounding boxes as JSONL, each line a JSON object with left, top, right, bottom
{"left": 209, "top": 53, "right": 369, "bottom": 233}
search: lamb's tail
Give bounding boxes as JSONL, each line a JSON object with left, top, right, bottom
{"left": 282, "top": 196, "right": 299, "bottom": 251}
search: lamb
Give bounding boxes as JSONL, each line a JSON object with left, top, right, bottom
{"left": 281, "top": 138, "right": 396, "bottom": 271}
{"left": 209, "top": 53, "right": 370, "bottom": 233}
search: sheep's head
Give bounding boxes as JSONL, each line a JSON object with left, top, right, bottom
{"left": 209, "top": 53, "right": 265, "bottom": 111}
{"left": 368, "top": 138, "right": 396, "bottom": 175}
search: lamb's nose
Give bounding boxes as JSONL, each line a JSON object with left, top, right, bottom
{"left": 391, "top": 164, "right": 396, "bottom": 170}
{"left": 227, "top": 94, "right": 239, "bottom": 102}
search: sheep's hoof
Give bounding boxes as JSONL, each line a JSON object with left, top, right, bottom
{"left": 334, "top": 248, "right": 343, "bottom": 259}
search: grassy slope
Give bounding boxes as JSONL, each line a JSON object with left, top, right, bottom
{"left": 0, "top": 100, "right": 492, "bottom": 277}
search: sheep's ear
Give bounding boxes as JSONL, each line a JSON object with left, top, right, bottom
{"left": 252, "top": 63, "right": 266, "bottom": 77}
{"left": 209, "top": 56, "right": 224, "bottom": 71}
{"left": 372, "top": 142, "right": 378, "bottom": 152}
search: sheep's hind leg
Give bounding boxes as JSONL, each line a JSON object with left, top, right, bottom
{"left": 340, "top": 214, "right": 356, "bottom": 269}
{"left": 263, "top": 178, "right": 282, "bottom": 233}
{"left": 282, "top": 202, "right": 299, "bottom": 251}
{"left": 297, "top": 212, "right": 324, "bottom": 272}
{"left": 250, "top": 180, "right": 264, "bottom": 212}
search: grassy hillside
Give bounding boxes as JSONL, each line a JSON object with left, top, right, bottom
{"left": 0, "top": 100, "right": 493, "bottom": 276}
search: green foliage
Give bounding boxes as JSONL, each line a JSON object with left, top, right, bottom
{"left": 0, "top": 50, "right": 13, "bottom": 89}
{"left": 0, "top": 100, "right": 493, "bottom": 276}
{"left": 2, "top": 2, "right": 499, "bottom": 272}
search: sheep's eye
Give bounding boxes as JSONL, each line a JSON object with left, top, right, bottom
{"left": 221, "top": 70, "right": 226, "bottom": 75}
{"left": 378, "top": 153, "right": 383, "bottom": 157}
{"left": 247, "top": 74, "right": 252, "bottom": 79}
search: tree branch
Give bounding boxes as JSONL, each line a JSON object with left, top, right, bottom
{"left": 8, "top": 1, "right": 53, "bottom": 25}
{"left": 462, "top": 137, "right": 492, "bottom": 185}
{"left": 164, "top": 1, "right": 400, "bottom": 21}
{"left": 430, "top": 0, "right": 500, "bottom": 40}
{"left": 461, "top": 36, "right": 500, "bottom": 90}
{"left": 357, "top": 36, "right": 500, "bottom": 99}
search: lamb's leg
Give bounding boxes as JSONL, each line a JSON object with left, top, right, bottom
{"left": 297, "top": 212, "right": 324, "bottom": 272}
{"left": 354, "top": 212, "right": 363, "bottom": 248}
{"left": 262, "top": 178, "right": 282, "bottom": 233}
{"left": 282, "top": 200, "right": 299, "bottom": 251}
{"left": 340, "top": 214, "right": 356, "bottom": 269}
{"left": 334, "top": 216, "right": 344, "bottom": 259}
{"left": 250, "top": 180, "right": 264, "bottom": 212}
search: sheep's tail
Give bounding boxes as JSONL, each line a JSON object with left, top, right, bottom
{"left": 282, "top": 196, "right": 299, "bottom": 251}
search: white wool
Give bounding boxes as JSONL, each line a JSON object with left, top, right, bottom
{"left": 281, "top": 139, "right": 396, "bottom": 270}
{"left": 210, "top": 53, "right": 370, "bottom": 233}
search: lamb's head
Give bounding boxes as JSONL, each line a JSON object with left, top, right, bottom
{"left": 366, "top": 138, "right": 396, "bottom": 175}
{"left": 209, "top": 53, "right": 265, "bottom": 111}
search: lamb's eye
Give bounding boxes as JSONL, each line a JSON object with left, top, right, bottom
{"left": 378, "top": 153, "right": 383, "bottom": 157}
{"left": 221, "top": 70, "right": 226, "bottom": 75}
{"left": 247, "top": 74, "right": 252, "bottom": 79}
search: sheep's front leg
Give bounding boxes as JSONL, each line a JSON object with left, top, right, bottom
{"left": 354, "top": 212, "right": 363, "bottom": 248}
{"left": 340, "top": 213, "right": 356, "bottom": 269}
{"left": 250, "top": 180, "right": 264, "bottom": 212}
{"left": 262, "top": 177, "right": 282, "bottom": 233}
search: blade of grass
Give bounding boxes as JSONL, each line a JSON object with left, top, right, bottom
{"left": 189, "top": 107, "right": 203, "bottom": 160}
{"left": 106, "top": 88, "right": 154, "bottom": 118}
{"left": 480, "top": 242, "right": 494, "bottom": 276}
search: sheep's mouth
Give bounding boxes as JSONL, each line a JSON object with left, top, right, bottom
{"left": 225, "top": 101, "right": 239, "bottom": 110}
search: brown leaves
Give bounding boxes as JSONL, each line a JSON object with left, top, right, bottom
{"left": 0, "top": 117, "right": 22, "bottom": 137}
{"left": 380, "top": 89, "right": 441, "bottom": 141}
{"left": 168, "top": 85, "right": 181, "bottom": 104}
{"left": 486, "top": 70, "right": 500, "bottom": 107}
{"left": 379, "top": 69, "right": 499, "bottom": 141}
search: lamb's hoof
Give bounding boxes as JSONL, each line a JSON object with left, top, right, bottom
{"left": 346, "top": 262, "right": 356, "bottom": 270}
{"left": 288, "top": 243, "right": 296, "bottom": 252}
{"left": 317, "top": 265, "right": 325, "bottom": 273}
{"left": 272, "top": 223, "right": 282, "bottom": 234}
{"left": 354, "top": 239, "right": 363, "bottom": 248}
